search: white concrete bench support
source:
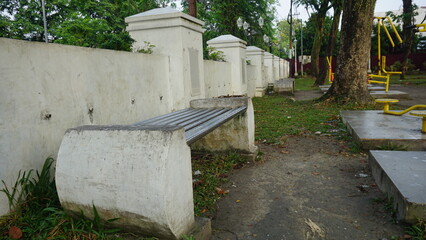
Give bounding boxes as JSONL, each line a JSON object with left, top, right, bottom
{"left": 56, "top": 125, "right": 194, "bottom": 239}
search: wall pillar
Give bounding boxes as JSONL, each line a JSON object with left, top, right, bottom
{"left": 125, "top": 8, "right": 205, "bottom": 110}
{"left": 207, "top": 35, "right": 247, "bottom": 96}
{"left": 264, "top": 52, "right": 274, "bottom": 85}
{"left": 246, "top": 46, "right": 266, "bottom": 97}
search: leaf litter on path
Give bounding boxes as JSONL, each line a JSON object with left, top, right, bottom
{"left": 305, "top": 218, "right": 326, "bottom": 239}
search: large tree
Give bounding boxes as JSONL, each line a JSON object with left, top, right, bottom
{"left": 295, "top": 0, "right": 331, "bottom": 77}
{"left": 400, "top": 0, "right": 415, "bottom": 79}
{"left": 321, "top": 0, "right": 376, "bottom": 104}
{"left": 316, "top": 0, "right": 342, "bottom": 86}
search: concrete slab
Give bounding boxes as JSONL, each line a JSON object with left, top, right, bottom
{"left": 274, "top": 78, "right": 294, "bottom": 93}
{"left": 341, "top": 110, "right": 426, "bottom": 150}
{"left": 369, "top": 150, "right": 426, "bottom": 223}
{"left": 370, "top": 90, "right": 410, "bottom": 99}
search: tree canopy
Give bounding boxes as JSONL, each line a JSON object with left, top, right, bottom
{"left": 0, "top": 0, "right": 168, "bottom": 51}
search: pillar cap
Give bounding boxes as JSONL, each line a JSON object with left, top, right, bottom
{"left": 125, "top": 8, "right": 204, "bottom": 33}
{"left": 207, "top": 35, "right": 247, "bottom": 49}
{"left": 246, "top": 46, "right": 265, "bottom": 55}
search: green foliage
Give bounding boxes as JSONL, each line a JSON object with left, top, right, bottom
{"left": 192, "top": 152, "right": 249, "bottom": 216}
{"left": 405, "top": 219, "right": 426, "bottom": 240}
{"left": 0, "top": 0, "right": 166, "bottom": 50}
{"left": 204, "top": 46, "right": 226, "bottom": 62}
{"left": 136, "top": 41, "right": 156, "bottom": 54}
{"left": 0, "top": 158, "right": 124, "bottom": 239}
{"left": 376, "top": 143, "right": 408, "bottom": 151}
{"left": 183, "top": 0, "right": 277, "bottom": 52}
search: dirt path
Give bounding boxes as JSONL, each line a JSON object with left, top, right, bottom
{"left": 210, "top": 135, "right": 404, "bottom": 240}
{"left": 209, "top": 85, "right": 426, "bottom": 240}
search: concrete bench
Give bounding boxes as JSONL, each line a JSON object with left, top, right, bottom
{"left": 55, "top": 97, "right": 257, "bottom": 240}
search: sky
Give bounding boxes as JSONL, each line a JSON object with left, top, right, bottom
{"left": 275, "top": 0, "right": 426, "bottom": 22}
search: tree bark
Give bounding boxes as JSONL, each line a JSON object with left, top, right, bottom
{"left": 321, "top": 0, "right": 376, "bottom": 104}
{"left": 315, "top": 1, "right": 342, "bottom": 86}
{"left": 400, "top": 0, "right": 414, "bottom": 80}
{"left": 188, "top": 0, "right": 197, "bottom": 18}
{"left": 310, "top": 2, "right": 329, "bottom": 78}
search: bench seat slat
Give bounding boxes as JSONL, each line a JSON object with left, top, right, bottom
{"left": 160, "top": 108, "right": 224, "bottom": 126}
{"left": 133, "top": 108, "right": 193, "bottom": 126}
{"left": 179, "top": 108, "right": 230, "bottom": 130}
{"left": 185, "top": 106, "right": 247, "bottom": 144}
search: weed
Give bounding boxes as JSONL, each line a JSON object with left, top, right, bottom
{"left": 191, "top": 152, "right": 248, "bottom": 216}
{"left": 0, "top": 158, "right": 125, "bottom": 239}
{"left": 405, "top": 219, "right": 426, "bottom": 240}
{"left": 377, "top": 143, "right": 408, "bottom": 151}
{"left": 136, "top": 41, "right": 155, "bottom": 54}
{"left": 205, "top": 46, "right": 226, "bottom": 62}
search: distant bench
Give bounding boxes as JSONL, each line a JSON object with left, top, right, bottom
{"left": 55, "top": 97, "right": 257, "bottom": 240}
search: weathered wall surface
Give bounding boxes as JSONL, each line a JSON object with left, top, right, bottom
{"left": 0, "top": 38, "right": 171, "bottom": 215}
{"left": 203, "top": 60, "right": 232, "bottom": 98}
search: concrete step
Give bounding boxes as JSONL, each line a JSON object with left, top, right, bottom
{"left": 369, "top": 150, "right": 426, "bottom": 223}
{"left": 341, "top": 110, "right": 426, "bottom": 150}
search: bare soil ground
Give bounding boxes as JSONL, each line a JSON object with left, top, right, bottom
{"left": 210, "top": 85, "right": 426, "bottom": 240}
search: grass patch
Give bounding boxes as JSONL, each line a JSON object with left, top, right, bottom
{"left": 294, "top": 77, "right": 320, "bottom": 91}
{"left": 191, "top": 152, "right": 249, "bottom": 217}
{"left": 389, "top": 74, "right": 426, "bottom": 85}
{"left": 252, "top": 95, "right": 380, "bottom": 144}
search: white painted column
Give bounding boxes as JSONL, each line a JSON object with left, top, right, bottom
{"left": 207, "top": 35, "right": 247, "bottom": 96}
{"left": 264, "top": 52, "right": 274, "bottom": 85}
{"left": 246, "top": 46, "right": 266, "bottom": 97}
{"left": 125, "top": 8, "right": 205, "bottom": 110}
{"left": 274, "top": 56, "right": 280, "bottom": 81}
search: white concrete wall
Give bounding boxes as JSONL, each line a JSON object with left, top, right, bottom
{"left": 274, "top": 57, "right": 280, "bottom": 81}
{"left": 264, "top": 53, "right": 274, "bottom": 84}
{"left": 0, "top": 38, "right": 171, "bottom": 215}
{"left": 203, "top": 60, "right": 232, "bottom": 98}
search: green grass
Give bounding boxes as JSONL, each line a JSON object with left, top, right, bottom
{"left": 191, "top": 152, "right": 248, "bottom": 217}
{"left": 389, "top": 74, "right": 426, "bottom": 85}
{"left": 294, "top": 77, "right": 320, "bottom": 91}
{"left": 252, "top": 95, "right": 380, "bottom": 144}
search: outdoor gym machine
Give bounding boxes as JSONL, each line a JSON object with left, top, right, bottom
{"left": 368, "top": 16, "right": 403, "bottom": 92}
{"left": 326, "top": 56, "right": 334, "bottom": 84}
{"left": 376, "top": 99, "right": 426, "bottom": 133}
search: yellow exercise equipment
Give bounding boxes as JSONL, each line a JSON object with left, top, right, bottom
{"left": 410, "top": 111, "right": 426, "bottom": 133}
{"left": 326, "top": 56, "right": 334, "bottom": 84}
{"left": 368, "top": 17, "right": 403, "bottom": 92}
{"left": 375, "top": 99, "right": 426, "bottom": 116}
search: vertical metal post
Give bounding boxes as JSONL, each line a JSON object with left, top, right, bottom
{"left": 42, "top": 0, "right": 48, "bottom": 43}
{"left": 300, "top": 20, "right": 304, "bottom": 76}
{"left": 294, "top": 40, "right": 298, "bottom": 76}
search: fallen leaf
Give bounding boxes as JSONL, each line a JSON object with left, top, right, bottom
{"left": 9, "top": 226, "right": 22, "bottom": 239}
{"left": 201, "top": 209, "right": 207, "bottom": 213}
{"left": 215, "top": 187, "right": 229, "bottom": 195}
{"left": 312, "top": 172, "right": 321, "bottom": 175}
{"left": 305, "top": 219, "right": 325, "bottom": 238}
{"left": 235, "top": 200, "right": 241, "bottom": 203}
{"left": 280, "top": 150, "right": 289, "bottom": 154}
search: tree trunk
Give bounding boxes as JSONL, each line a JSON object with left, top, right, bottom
{"left": 188, "top": 0, "right": 197, "bottom": 18}
{"left": 310, "top": 11, "right": 327, "bottom": 78}
{"left": 321, "top": 0, "right": 376, "bottom": 104}
{"left": 400, "top": 0, "right": 414, "bottom": 80}
{"left": 315, "top": 2, "right": 342, "bottom": 86}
